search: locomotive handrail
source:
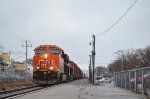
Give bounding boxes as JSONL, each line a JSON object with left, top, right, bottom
{"left": 33, "top": 60, "right": 59, "bottom": 71}
{"left": 33, "top": 60, "right": 44, "bottom": 70}
{"left": 33, "top": 63, "right": 40, "bottom": 69}
{"left": 46, "top": 60, "right": 59, "bottom": 71}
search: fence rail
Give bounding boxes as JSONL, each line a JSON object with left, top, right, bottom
{"left": 114, "top": 67, "right": 150, "bottom": 96}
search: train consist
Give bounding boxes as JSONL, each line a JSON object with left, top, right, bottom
{"left": 32, "top": 45, "right": 83, "bottom": 84}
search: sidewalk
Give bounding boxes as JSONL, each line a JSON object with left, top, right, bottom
{"left": 78, "top": 80, "right": 147, "bottom": 99}
{"left": 16, "top": 79, "right": 147, "bottom": 99}
{"left": 71, "top": 79, "right": 147, "bottom": 99}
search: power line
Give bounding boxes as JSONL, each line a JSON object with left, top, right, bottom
{"left": 0, "top": 47, "right": 26, "bottom": 62}
{"left": 0, "top": 24, "right": 33, "bottom": 61}
{"left": 0, "top": 29, "right": 22, "bottom": 42}
{"left": 95, "top": 0, "right": 138, "bottom": 36}
{"left": 11, "top": 54, "right": 25, "bottom": 58}
{"left": 0, "top": 47, "right": 25, "bottom": 56}
{"left": 0, "top": 47, "right": 10, "bottom": 52}
{"left": 0, "top": 24, "right": 26, "bottom": 41}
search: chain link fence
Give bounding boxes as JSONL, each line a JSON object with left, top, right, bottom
{"left": 114, "top": 67, "right": 150, "bottom": 97}
{"left": 0, "top": 70, "right": 33, "bottom": 82}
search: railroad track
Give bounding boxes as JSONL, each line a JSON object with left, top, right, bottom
{"left": 0, "top": 84, "right": 55, "bottom": 99}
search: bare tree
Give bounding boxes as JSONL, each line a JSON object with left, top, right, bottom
{"left": 108, "top": 45, "right": 150, "bottom": 73}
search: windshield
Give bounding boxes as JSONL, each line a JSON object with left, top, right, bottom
{"left": 35, "top": 49, "right": 46, "bottom": 55}
{"left": 48, "top": 49, "right": 60, "bottom": 55}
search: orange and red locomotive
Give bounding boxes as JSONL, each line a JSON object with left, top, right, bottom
{"left": 33, "top": 44, "right": 83, "bottom": 84}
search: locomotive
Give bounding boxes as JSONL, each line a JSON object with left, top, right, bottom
{"left": 32, "top": 45, "right": 83, "bottom": 84}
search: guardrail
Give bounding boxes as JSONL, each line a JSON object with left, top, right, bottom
{"left": 114, "top": 67, "right": 150, "bottom": 97}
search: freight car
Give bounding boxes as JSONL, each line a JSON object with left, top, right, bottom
{"left": 32, "top": 45, "right": 83, "bottom": 84}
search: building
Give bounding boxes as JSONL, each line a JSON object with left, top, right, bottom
{"left": 14, "top": 62, "right": 25, "bottom": 71}
{"left": 0, "top": 55, "right": 9, "bottom": 73}
{"left": 0, "top": 53, "right": 10, "bottom": 62}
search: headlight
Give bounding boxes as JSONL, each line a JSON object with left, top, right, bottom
{"left": 44, "top": 54, "right": 48, "bottom": 58}
{"left": 50, "top": 66, "right": 54, "bottom": 70}
{"left": 37, "top": 66, "right": 40, "bottom": 69}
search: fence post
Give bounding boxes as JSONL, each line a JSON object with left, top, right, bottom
{"left": 117, "top": 73, "right": 119, "bottom": 86}
{"left": 143, "top": 78, "right": 146, "bottom": 95}
{"left": 129, "top": 71, "right": 131, "bottom": 90}
{"left": 141, "top": 69, "right": 144, "bottom": 94}
{"left": 135, "top": 70, "right": 137, "bottom": 92}
{"left": 120, "top": 72, "right": 122, "bottom": 87}
{"left": 115, "top": 72, "right": 117, "bottom": 86}
{"left": 116, "top": 72, "right": 118, "bottom": 86}
{"left": 119, "top": 72, "right": 120, "bottom": 87}
{"left": 125, "top": 71, "right": 127, "bottom": 88}
{"left": 114, "top": 72, "right": 116, "bottom": 86}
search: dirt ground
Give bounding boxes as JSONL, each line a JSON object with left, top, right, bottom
{"left": 0, "top": 80, "right": 34, "bottom": 91}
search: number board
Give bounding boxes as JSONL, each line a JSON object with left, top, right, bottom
{"left": 40, "top": 45, "right": 45, "bottom": 48}
{"left": 50, "top": 45, "right": 55, "bottom": 48}
{"left": 49, "top": 45, "right": 58, "bottom": 49}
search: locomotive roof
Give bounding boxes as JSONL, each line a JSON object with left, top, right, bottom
{"left": 34, "top": 45, "right": 62, "bottom": 51}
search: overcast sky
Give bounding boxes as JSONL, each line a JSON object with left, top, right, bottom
{"left": 0, "top": 0, "right": 150, "bottom": 72}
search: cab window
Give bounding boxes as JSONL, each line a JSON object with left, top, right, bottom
{"left": 48, "top": 49, "right": 60, "bottom": 55}
{"left": 35, "top": 49, "right": 46, "bottom": 55}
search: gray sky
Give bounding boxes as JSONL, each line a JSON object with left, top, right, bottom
{"left": 0, "top": 0, "right": 150, "bottom": 71}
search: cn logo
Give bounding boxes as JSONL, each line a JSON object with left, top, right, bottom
{"left": 46, "top": 60, "right": 55, "bottom": 65}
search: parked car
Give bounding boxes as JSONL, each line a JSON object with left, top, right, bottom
{"left": 99, "top": 77, "right": 106, "bottom": 83}
{"left": 102, "top": 77, "right": 112, "bottom": 83}
{"left": 130, "top": 73, "right": 150, "bottom": 89}
{"left": 96, "top": 77, "right": 111, "bottom": 84}
{"left": 96, "top": 76, "right": 102, "bottom": 80}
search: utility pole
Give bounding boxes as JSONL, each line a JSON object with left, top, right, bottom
{"left": 22, "top": 40, "right": 32, "bottom": 79}
{"left": 92, "top": 34, "right": 96, "bottom": 85}
{"left": 89, "top": 34, "right": 96, "bottom": 85}
{"left": 89, "top": 55, "right": 92, "bottom": 83}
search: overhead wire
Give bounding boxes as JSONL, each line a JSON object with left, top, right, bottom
{"left": 0, "top": 47, "right": 25, "bottom": 61}
{"left": 0, "top": 47, "right": 25, "bottom": 54}
{"left": 0, "top": 23, "right": 26, "bottom": 42}
{"left": 0, "top": 47, "right": 10, "bottom": 52}
{"left": 0, "top": 29, "right": 23, "bottom": 42}
{"left": 92, "top": 0, "right": 138, "bottom": 67}
{"left": 95, "top": 0, "right": 138, "bottom": 37}
{"left": 0, "top": 23, "right": 32, "bottom": 58}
